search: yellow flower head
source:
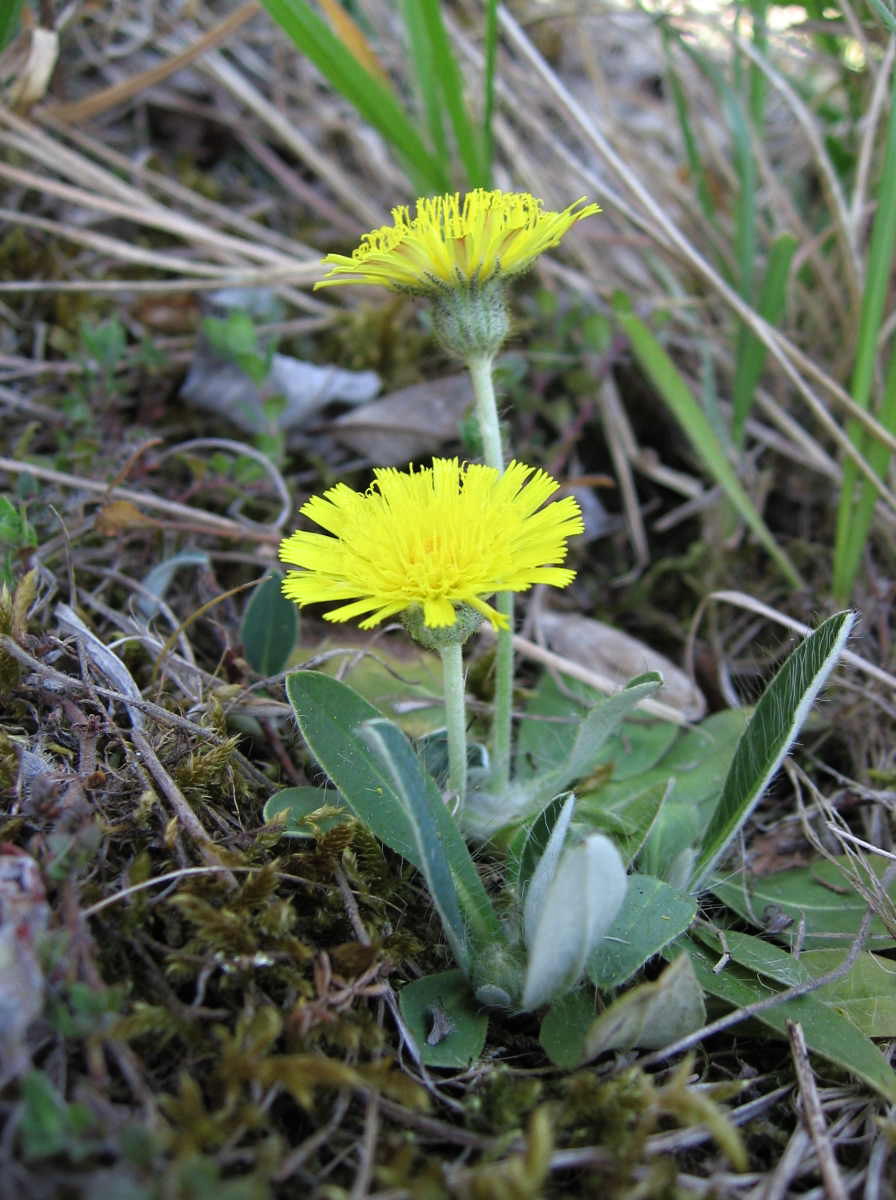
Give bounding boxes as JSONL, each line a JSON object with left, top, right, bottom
{"left": 279, "top": 458, "right": 584, "bottom": 631}
{"left": 315, "top": 189, "right": 600, "bottom": 294}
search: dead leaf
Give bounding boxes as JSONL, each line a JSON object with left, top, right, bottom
{"left": 537, "top": 610, "right": 706, "bottom": 721}
{"left": 582, "top": 954, "right": 705, "bottom": 1057}
{"left": 182, "top": 347, "right": 379, "bottom": 434}
{"left": 331, "top": 374, "right": 472, "bottom": 465}
{"left": 0, "top": 846, "right": 48, "bottom": 1082}
{"left": 94, "top": 500, "right": 156, "bottom": 537}
{"left": 1, "top": 27, "right": 58, "bottom": 110}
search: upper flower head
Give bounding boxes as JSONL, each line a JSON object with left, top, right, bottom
{"left": 315, "top": 189, "right": 600, "bottom": 295}
{"left": 279, "top": 458, "right": 584, "bottom": 631}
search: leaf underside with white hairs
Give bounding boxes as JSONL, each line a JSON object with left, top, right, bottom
{"left": 690, "top": 610, "right": 856, "bottom": 893}
{"left": 522, "top": 833, "right": 627, "bottom": 1010}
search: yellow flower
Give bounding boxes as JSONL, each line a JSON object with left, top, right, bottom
{"left": 315, "top": 189, "right": 600, "bottom": 294}
{"left": 279, "top": 458, "right": 584, "bottom": 630}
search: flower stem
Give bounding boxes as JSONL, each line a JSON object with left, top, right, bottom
{"left": 466, "top": 352, "right": 513, "bottom": 795}
{"left": 467, "top": 354, "right": 504, "bottom": 471}
{"left": 439, "top": 641, "right": 468, "bottom": 807}
{"left": 491, "top": 591, "right": 514, "bottom": 793}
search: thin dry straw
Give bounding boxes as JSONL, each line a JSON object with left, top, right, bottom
{"left": 496, "top": 9, "right": 896, "bottom": 518}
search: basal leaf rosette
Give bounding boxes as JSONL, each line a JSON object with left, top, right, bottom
{"left": 279, "top": 458, "right": 584, "bottom": 636}
{"left": 315, "top": 189, "right": 600, "bottom": 296}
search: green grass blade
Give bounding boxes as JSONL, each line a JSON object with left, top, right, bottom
{"left": 0, "top": 0, "right": 24, "bottom": 50}
{"left": 481, "top": 0, "right": 498, "bottom": 184}
{"left": 260, "top": 0, "right": 450, "bottom": 193}
{"left": 690, "top": 610, "right": 856, "bottom": 893}
{"left": 418, "top": 0, "right": 486, "bottom": 188}
{"left": 747, "top": 0, "right": 768, "bottom": 127}
{"left": 834, "top": 341, "right": 896, "bottom": 600}
{"left": 726, "top": 86, "right": 757, "bottom": 309}
{"left": 865, "top": 0, "right": 896, "bottom": 34}
{"left": 658, "top": 16, "right": 751, "bottom": 280}
{"left": 800, "top": 0, "right": 849, "bottom": 55}
{"left": 725, "top": 38, "right": 763, "bottom": 447}
{"left": 401, "top": 0, "right": 448, "bottom": 167}
{"left": 613, "top": 297, "right": 804, "bottom": 588}
{"left": 661, "top": 43, "right": 717, "bottom": 223}
{"left": 832, "top": 58, "right": 896, "bottom": 601}
{"left": 732, "top": 232, "right": 797, "bottom": 445}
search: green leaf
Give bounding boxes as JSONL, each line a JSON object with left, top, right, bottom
{"left": 582, "top": 954, "right": 706, "bottom": 1059}
{"left": 262, "top": 786, "right": 348, "bottom": 838}
{"left": 259, "top": 0, "right": 449, "bottom": 192}
{"left": 315, "top": 636, "right": 445, "bottom": 739}
{"left": 613, "top": 295, "right": 803, "bottom": 588}
{"left": 866, "top": 0, "right": 896, "bottom": 32}
{"left": 202, "top": 310, "right": 270, "bottom": 385}
{"left": 359, "top": 718, "right": 470, "bottom": 968}
{"left": 399, "top": 969, "right": 488, "bottom": 1068}
{"left": 20, "top": 1072, "right": 96, "bottom": 1161}
{"left": 80, "top": 317, "right": 127, "bottom": 370}
{"left": 539, "top": 987, "right": 594, "bottom": 1069}
{"left": 799, "top": 950, "right": 896, "bottom": 1037}
{"left": 601, "top": 721, "right": 681, "bottom": 781}
{"left": 516, "top": 691, "right": 743, "bottom": 883}
{"left": 514, "top": 671, "right": 585, "bottom": 781}
{"left": 139, "top": 551, "right": 209, "bottom": 619}
{"left": 727, "top": 80, "right": 758, "bottom": 307}
{"left": 693, "top": 925, "right": 813, "bottom": 986}
{"left": 690, "top": 611, "right": 856, "bottom": 891}
{"left": 710, "top": 854, "right": 896, "bottom": 950}
{"left": 286, "top": 670, "right": 420, "bottom": 865}
{"left": 242, "top": 571, "right": 298, "bottom": 676}
{"left": 618, "top": 712, "right": 743, "bottom": 882}
{"left": 659, "top": 28, "right": 718, "bottom": 222}
{"left": 579, "top": 779, "right": 668, "bottom": 867}
{"left": 695, "top": 929, "right": 896, "bottom": 1035}
{"left": 652, "top": 709, "right": 748, "bottom": 781}
{"left": 286, "top": 671, "right": 503, "bottom": 963}
{"left": 511, "top": 674, "right": 663, "bottom": 823}
{"left": 516, "top": 672, "right": 672, "bottom": 784}
{"left": 359, "top": 716, "right": 503, "bottom": 959}
{"left": 416, "top": 729, "right": 489, "bottom": 788}
{"left": 588, "top": 874, "right": 697, "bottom": 990}
{"left": 511, "top": 792, "right": 573, "bottom": 892}
{"left": 680, "top": 936, "right": 896, "bottom": 1104}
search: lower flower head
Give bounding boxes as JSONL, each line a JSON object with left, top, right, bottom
{"left": 279, "top": 458, "right": 584, "bottom": 631}
{"left": 315, "top": 189, "right": 600, "bottom": 295}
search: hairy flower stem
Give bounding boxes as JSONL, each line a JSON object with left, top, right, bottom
{"left": 467, "top": 354, "right": 504, "bottom": 469}
{"left": 439, "top": 641, "right": 468, "bottom": 807}
{"left": 467, "top": 352, "right": 513, "bottom": 795}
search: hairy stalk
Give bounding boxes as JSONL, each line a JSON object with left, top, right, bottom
{"left": 466, "top": 353, "right": 513, "bottom": 794}
{"left": 439, "top": 640, "right": 468, "bottom": 807}
{"left": 466, "top": 353, "right": 504, "bottom": 470}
